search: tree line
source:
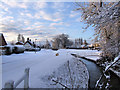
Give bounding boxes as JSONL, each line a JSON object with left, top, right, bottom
{"left": 44, "top": 33, "right": 88, "bottom": 49}
{"left": 10, "top": 33, "right": 88, "bottom": 49}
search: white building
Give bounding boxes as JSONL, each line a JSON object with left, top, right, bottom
{"left": 24, "top": 38, "right": 34, "bottom": 50}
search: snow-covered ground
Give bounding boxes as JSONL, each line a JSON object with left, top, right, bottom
{"left": 2, "top": 49, "right": 96, "bottom": 88}
{"left": 67, "top": 49, "right": 101, "bottom": 61}
{"left": 42, "top": 58, "right": 89, "bottom": 88}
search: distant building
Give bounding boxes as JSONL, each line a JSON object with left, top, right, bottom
{"left": 0, "top": 33, "right": 7, "bottom": 46}
{"left": 93, "top": 42, "right": 100, "bottom": 48}
{"left": 0, "top": 33, "right": 7, "bottom": 55}
{"left": 24, "top": 38, "right": 34, "bottom": 50}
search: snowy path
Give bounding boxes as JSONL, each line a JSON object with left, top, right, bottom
{"left": 2, "top": 49, "right": 73, "bottom": 88}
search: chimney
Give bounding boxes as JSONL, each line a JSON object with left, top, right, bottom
{"left": 27, "top": 38, "right": 29, "bottom": 41}
{"left": 33, "top": 42, "right": 34, "bottom": 44}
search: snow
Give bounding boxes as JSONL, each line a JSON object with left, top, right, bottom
{"left": 2, "top": 49, "right": 94, "bottom": 88}
{"left": 85, "top": 56, "right": 100, "bottom": 61}
{"left": 105, "top": 53, "right": 120, "bottom": 72}
{"left": 5, "top": 45, "right": 14, "bottom": 47}
{"left": 2, "top": 49, "right": 69, "bottom": 88}
{"left": 114, "top": 53, "right": 120, "bottom": 62}
{"left": 66, "top": 49, "right": 101, "bottom": 61}
{"left": 14, "top": 45, "right": 25, "bottom": 48}
{"left": 42, "top": 58, "right": 89, "bottom": 88}
{"left": 0, "top": 46, "right": 4, "bottom": 48}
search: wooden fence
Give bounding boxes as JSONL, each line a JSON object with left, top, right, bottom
{"left": 4, "top": 68, "right": 30, "bottom": 89}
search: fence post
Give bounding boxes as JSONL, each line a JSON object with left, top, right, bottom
{"left": 24, "top": 68, "right": 30, "bottom": 88}
{"left": 4, "top": 80, "right": 14, "bottom": 90}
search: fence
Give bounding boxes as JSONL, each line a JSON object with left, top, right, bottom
{"left": 4, "top": 68, "right": 30, "bottom": 89}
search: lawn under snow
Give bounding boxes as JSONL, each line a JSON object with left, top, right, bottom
{"left": 67, "top": 49, "right": 101, "bottom": 61}
{"left": 2, "top": 49, "right": 100, "bottom": 88}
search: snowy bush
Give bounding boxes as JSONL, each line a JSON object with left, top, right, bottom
{"left": 13, "top": 45, "right": 25, "bottom": 53}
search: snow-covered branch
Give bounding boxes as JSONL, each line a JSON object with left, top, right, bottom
{"left": 52, "top": 79, "right": 69, "bottom": 89}
{"left": 105, "top": 53, "right": 120, "bottom": 72}
{"left": 96, "top": 53, "right": 120, "bottom": 88}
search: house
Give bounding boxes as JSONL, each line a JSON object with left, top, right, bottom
{"left": 24, "top": 38, "right": 34, "bottom": 50}
{"left": 0, "top": 33, "right": 7, "bottom": 55}
{"left": 0, "top": 33, "right": 7, "bottom": 46}
{"left": 93, "top": 42, "right": 100, "bottom": 48}
{"left": 24, "top": 38, "right": 41, "bottom": 51}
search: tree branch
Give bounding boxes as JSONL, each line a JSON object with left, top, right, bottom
{"left": 52, "top": 79, "right": 70, "bottom": 89}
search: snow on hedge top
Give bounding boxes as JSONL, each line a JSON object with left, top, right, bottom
{"left": 14, "top": 45, "right": 25, "bottom": 47}
{"left": 5, "top": 45, "right": 14, "bottom": 47}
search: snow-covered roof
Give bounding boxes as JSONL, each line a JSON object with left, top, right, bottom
{"left": 0, "top": 33, "right": 7, "bottom": 46}
{"left": 14, "top": 45, "right": 24, "bottom": 47}
{"left": 16, "top": 41, "right": 24, "bottom": 45}
{"left": 24, "top": 40, "right": 33, "bottom": 46}
{"left": 14, "top": 45, "right": 25, "bottom": 49}
{"left": 17, "top": 41, "right": 24, "bottom": 44}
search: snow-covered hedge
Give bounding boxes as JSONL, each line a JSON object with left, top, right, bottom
{"left": 1, "top": 45, "right": 25, "bottom": 55}
{"left": 25, "top": 48, "right": 41, "bottom": 51}
{"left": 13, "top": 45, "right": 25, "bottom": 53}
{"left": 0, "top": 46, "right": 6, "bottom": 55}
{"left": 4, "top": 45, "right": 14, "bottom": 55}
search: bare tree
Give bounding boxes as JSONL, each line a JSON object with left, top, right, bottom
{"left": 74, "top": 38, "right": 83, "bottom": 48}
{"left": 75, "top": 1, "right": 120, "bottom": 60}
{"left": 52, "top": 34, "right": 73, "bottom": 49}
{"left": 45, "top": 39, "right": 51, "bottom": 49}
{"left": 52, "top": 37, "right": 61, "bottom": 49}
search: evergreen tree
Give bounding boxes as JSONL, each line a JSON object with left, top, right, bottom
{"left": 17, "top": 34, "right": 25, "bottom": 43}
{"left": 80, "top": 38, "right": 83, "bottom": 45}
{"left": 17, "top": 34, "right": 21, "bottom": 42}
{"left": 84, "top": 40, "right": 88, "bottom": 46}
{"left": 22, "top": 35, "right": 25, "bottom": 43}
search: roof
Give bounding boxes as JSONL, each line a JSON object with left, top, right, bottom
{"left": 16, "top": 41, "right": 24, "bottom": 45}
{"left": 24, "top": 40, "right": 33, "bottom": 46}
{"left": 0, "top": 33, "right": 7, "bottom": 46}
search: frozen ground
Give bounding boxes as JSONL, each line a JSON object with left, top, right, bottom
{"left": 1, "top": 49, "right": 99, "bottom": 88}
{"left": 67, "top": 49, "right": 101, "bottom": 61}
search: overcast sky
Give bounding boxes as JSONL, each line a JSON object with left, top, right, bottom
{"left": 0, "top": 1, "right": 95, "bottom": 43}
